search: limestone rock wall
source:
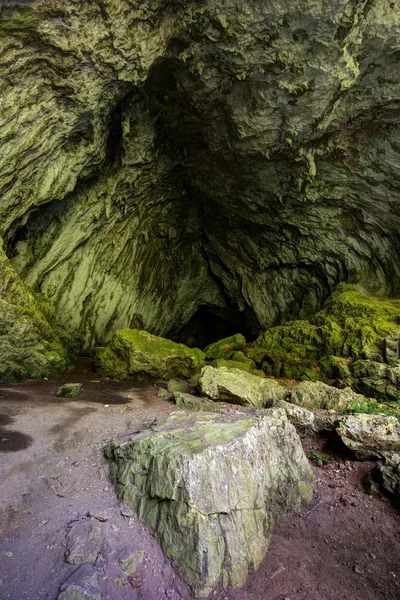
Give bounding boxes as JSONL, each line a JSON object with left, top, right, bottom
{"left": 1, "top": 1, "right": 400, "bottom": 375}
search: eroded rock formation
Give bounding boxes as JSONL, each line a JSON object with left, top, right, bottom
{"left": 1, "top": 1, "right": 400, "bottom": 380}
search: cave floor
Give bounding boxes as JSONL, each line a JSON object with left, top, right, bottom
{"left": 0, "top": 360, "right": 399, "bottom": 600}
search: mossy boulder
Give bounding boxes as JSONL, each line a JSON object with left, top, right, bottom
{"left": 199, "top": 366, "right": 286, "bottom": 408}
{"left": 97, "top": 329, "right": 205, "bottom": 381}
{"left": 105, "top": 410, "right": 314, "bottom": 596}
{"left": 245, "top": 285, "right": 400, "bottom": 383}
{"left": 204, "top": 334, "right": 246, "bottom": 361}
{"left": 56, "top": 383, "right": 82, "bottom": 398}
{"left": 351, "top": 360, "right": 400, "bottom": 401}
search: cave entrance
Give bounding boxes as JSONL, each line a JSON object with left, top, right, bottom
{"left": 169, "top": 305, "right": 255, "bottom": 350}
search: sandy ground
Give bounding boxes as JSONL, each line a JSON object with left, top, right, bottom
{"left": 0, "top": 359, "right": 399, "bottom": 600}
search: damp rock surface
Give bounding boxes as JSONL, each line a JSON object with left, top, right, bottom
{"left": 98, "top": 329, "right": 205, "bottom": 381}
{"left": 199, "top": 366, "right": 286, "bottom": 407}
{"left": 105, "top": 409, "right": 314, "bottom": 596}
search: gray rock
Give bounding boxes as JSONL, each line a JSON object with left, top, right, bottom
{"left": 352, "top": 360, "right": 400, "bottom": 400}
{"left": 336, "top": 414, "right": 400, "bottom": 460}
{"left": 290, "top": 381, "right": 354, "bottom": 411}
{"left": 56, "top": 383, "right": 82, "bottom": 398}
{"left": 199, "top": 366, "right": 286, "bottom": 408}
{"left": 157, "top": 387, "right": 173, "bottom": 400}
{"left": 105, "top": 410, "right": 314, "bottom": 596}
{"left": 377, "top": 453, "right": 400, "bottom": 507}
{"left": 58, "top": 565, "right": 100, "bottom": 600}
{"left": 167, "top": 378, "right": 190, "bottom": 394}
{"left": 66, "top": 520, "right": 103, "bottom": 565}
{"left": 281, "top": 401, "right": 315, "bottom": 432}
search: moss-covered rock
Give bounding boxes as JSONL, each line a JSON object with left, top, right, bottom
{"left": 204, "top": 334, "right": 247, "bottom": 361}
{"left": 290, "top": 381, "right": 357, "bottom": 411}
{"left": 246, "top": 286, "right": 400, "bottom": 383}
{"left": 56, "top": 383, "right": 82, "bottom": 398}
{"left": 199, "top": 366, "right": 286, "bottom": 408}
{"left": 105, "top": 410, "right": 314, "bottom": 595}
{"left": 97, "top": 329, "right": 205, "bottom": 381}
{"left": 0, "top": 243, "right": 71, "bottom": 383}
{"left": 351, "top": 360, "right": 400, "bottom": 401}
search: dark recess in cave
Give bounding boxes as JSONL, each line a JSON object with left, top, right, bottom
{"left": 168, "top": 305, "right": 256, "bottom": 349}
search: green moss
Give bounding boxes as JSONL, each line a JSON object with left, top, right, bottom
{"left": 204, "top": 333, "right": 246, "bottom": 361}
{"left": 245, "top": 285, "right": 400, "bottom": 382}
{"left": 98, "top": 328, "right": 205, "bottom": 381}
{"left": 346, "top": 397, "right": 400, "bottom": 422}
{"left": 0, "top": 7, "right": 40, "bottom": 32}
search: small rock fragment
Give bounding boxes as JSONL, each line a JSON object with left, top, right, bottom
{"left": 56, "top": 383, "right": 83, "bottom": 398}
{"left": 58, "top": 565, "right": 100, "bottom": 600}
{"left": 66, "top": 520, "right": 103, "bottom": 565}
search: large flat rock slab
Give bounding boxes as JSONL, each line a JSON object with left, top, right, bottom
{"left": 105, "top": 409, "right": 314, "bottom": 596}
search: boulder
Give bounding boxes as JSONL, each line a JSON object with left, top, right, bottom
{"left": 290, "top": 381, "right": 354, "bottom": 411}
{"left": 204, "top": 334, "right": 246, "bottom": 361}
{"left": 210, "top": 359, "right": 255, "bottom": 374}
{"left": 105, "top": 410, "right": 314, "bottom": 596}
{"left": 56, "top": 383, "right": 82, "bottom": 398}
{"left": 280, "top": 401, "right": 315, "bottom": 433}
{"left": 157, "top": 387, "right": 173, "bottom": 400}
{"left": 199, "top": 366, "right": 286, "bottom": 408}
{"left": 173, "top": 392, "right": 231, "bottom": 412}
{"left": 97, "top": 329, "right": 205, "bottom": 381}
{"left": 351, "top": 360, "right": 400, "bottom": 400}
{"left": 336, "top": 414, "right": 400, "bottom": 460}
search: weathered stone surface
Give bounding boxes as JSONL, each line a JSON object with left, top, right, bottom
{"left": 351, "top": 360, "right": 400, "bottom": 400}
{"left": 167, "top": 379, "right": 190, "bottom": 395}
{"left": 58, "top": 565, "right": 100, "bottom": 600}
{"left": 173, "top": 392, "right": 230, "bottom": 412}
{"left": 98, "top": 329, "right": 205, "bottom": 381}
{"left": 377, "top": 453, "right": 400, "bottom": 507}
{"left": 2, "top": 2, "right": 400, "bottom": 383}
{"left": 290, "top": 381, "right": 354, "bottom": 411}
{"left": 204, "top": 334, "right": 247, "bottom": 361}
{"left": 66, "top": 520, "right": 103, "bottom": 565}
{"left": 56, "top": 383, "right": 82, "bottom": 398}
{"left": 105, "top": 410, "right": 314, "bottom": 596}
{"left": 280, "top": 401, "right": 315, "bottom": 433}
{"left": 336, "top": 414, "right": 400, "bottom": 460}
{"left": 157, "top": 387, "right": 173, "bottom": 400}
{"left": 199, "top": 366, "right": 286, "bottom": 407}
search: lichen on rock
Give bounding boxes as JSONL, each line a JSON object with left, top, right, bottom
{"left": 105, "top": 409, "right": 314, "bottom": 595}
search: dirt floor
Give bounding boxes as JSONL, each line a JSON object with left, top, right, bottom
{"left": 0, "top": 359, "right": 399, "bottom": 600}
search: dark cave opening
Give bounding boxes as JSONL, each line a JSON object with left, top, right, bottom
{"left": 168, "top": 305, "right": 256, "bottom": 350}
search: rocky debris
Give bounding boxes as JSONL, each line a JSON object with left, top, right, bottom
{"left": 204, "top": 334, "right": 246, "bottom": 361}
{"left": 58, "top": 565, "right": 100, "bottom": 600}
{"left": 199, "top": 366, "right": 286, "bottom": 408}
{"left": 118, "top": 550, "right": 145, "bottom": 575}
{"left": 157, "top": 387, "right": 173, "bottom": 400}
{"left": 290, "top": 381, "right": 355, "bottom": 411}
{"left": 377, "top": 453, "right": 400, "bottom": 507}
{"left": 167, "top": 379, "right": 190, "bottom": 394}
{"left": 56, "top": 383, "right": 83, "bottom": 398}
{"left": 66, "top": 520, "right": 103, "bottom": 565}
{"left": 336, "top": 414, "right": 400, "bottom": 460}
{"left": 351, "top": 360, "right": 400, "bottom": 400}
{"left": 105, "top": 410, "right": 314, "bottom": 596}
{"left": 98, "top": 329, "right": 205, "bottom": 381}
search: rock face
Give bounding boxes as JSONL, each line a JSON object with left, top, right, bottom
{"left": 290, "top": 381, "right": 354, "bottom": 411}
{"left": 199, "top": 366, "right": 286, "bottom": 407}
{"left": 351, "top": 360, "right": 400, "bottom": 400}
{"left": 98, "top": 329, "right": 205, "bottom": 381}
{"left": 105, "top": 410, "right": 314, "bottom": 596}
{"left": 2, "top": 2, "right": 400, "bottom": 381}
{"left": 336, "top": 414, "right": 400, "bottom": 460}
{"left": 56, "top": 383, "right": 82, "bottom": 398}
